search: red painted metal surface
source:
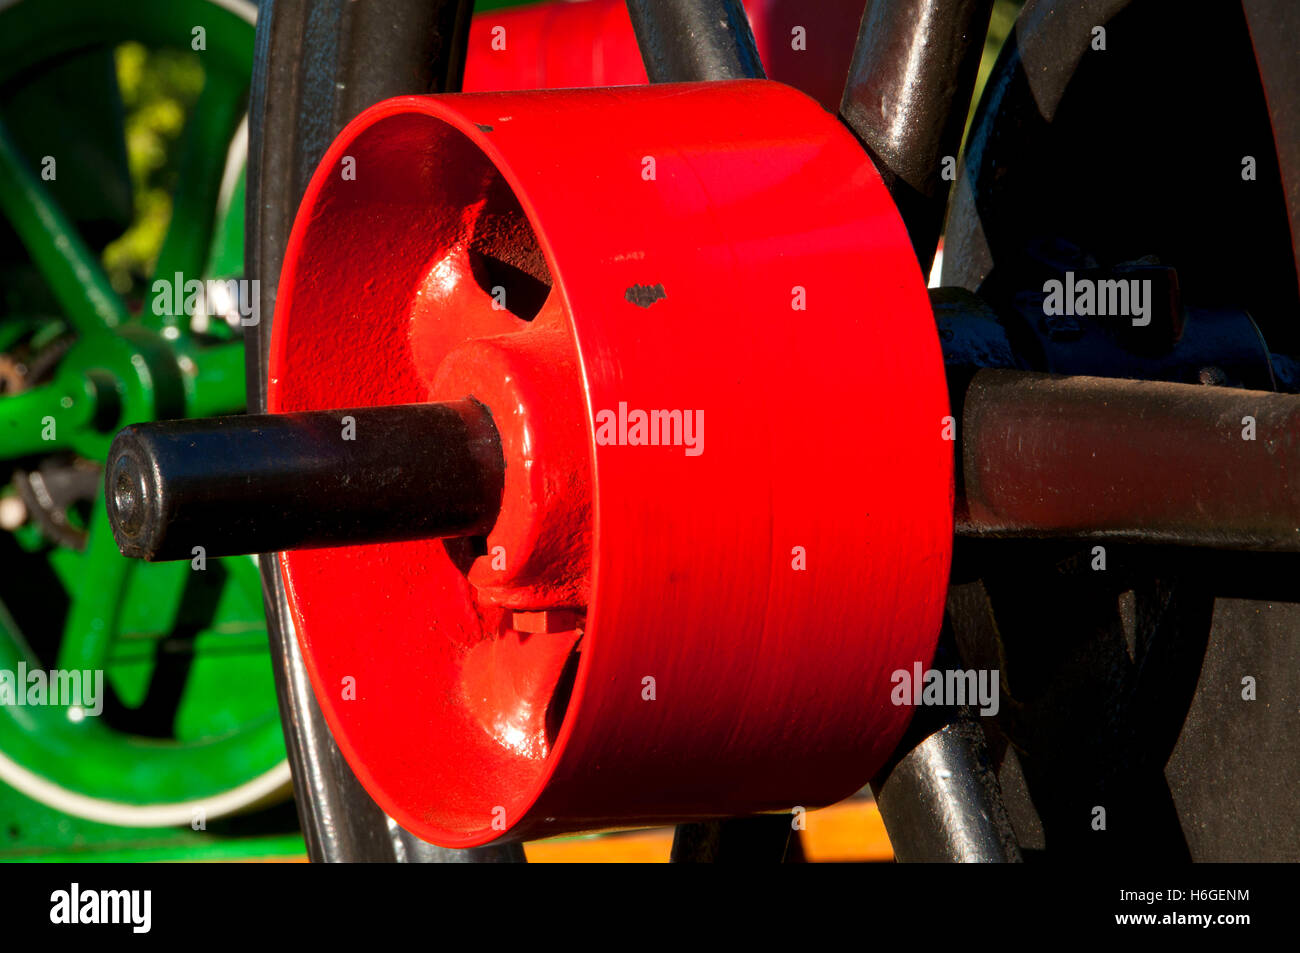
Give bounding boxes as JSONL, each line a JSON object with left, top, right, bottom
{"left": 464, "top": 0, "right": 862, "bottom": 111}
{"left": 267, "top": 80, "right": 952, "bottom": 846}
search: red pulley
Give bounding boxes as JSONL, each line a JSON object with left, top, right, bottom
{"left": 267, "top": 80, "right": 952, "bottom": 847}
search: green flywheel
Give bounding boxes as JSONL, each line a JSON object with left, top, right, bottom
{"left": 0, "top": 0, "right": 288, "bottom": 831}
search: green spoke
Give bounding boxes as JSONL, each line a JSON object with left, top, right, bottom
{"left": 147, "top": 69, "right": 247, "bottom": 324}
{"left": 55, "top": 488, "right": 136, "bottom": 673}
{"left": 0, "top": 118, "right": 127, "bottom": 332}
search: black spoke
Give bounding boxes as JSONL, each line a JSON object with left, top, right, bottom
{"left": 839, "top": 0, "right": 993, "bottom": 272}
{"left": 626, "top": 0, "right": 764, "bottom": 83}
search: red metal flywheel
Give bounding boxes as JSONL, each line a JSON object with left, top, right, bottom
{"left": 267, "top": 80, "right": 953, "bottom": 847}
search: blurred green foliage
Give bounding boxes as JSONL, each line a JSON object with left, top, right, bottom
{"left": 968, "top": 0, "right": 1022, "bottom": 141}
{"left": 101, "top": 43, "right": 203, "bottom": 297}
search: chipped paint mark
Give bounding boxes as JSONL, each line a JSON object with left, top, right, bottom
{"left": 625, "top": 283, "right": 666, "bottom": 308}
{"left": 475, "top": 123, "right": 494, "bottom": 132}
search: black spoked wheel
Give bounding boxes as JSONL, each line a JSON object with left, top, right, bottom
{"left": 941, "top": 0, "right": 1300, "bottom": 860}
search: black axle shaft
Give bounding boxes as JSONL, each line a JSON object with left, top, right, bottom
{"left": 104, "top": 373, "right": 1300, "bottom": 563}
{"left": 106, "top": 401, "right": 504, "bottom": 561}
